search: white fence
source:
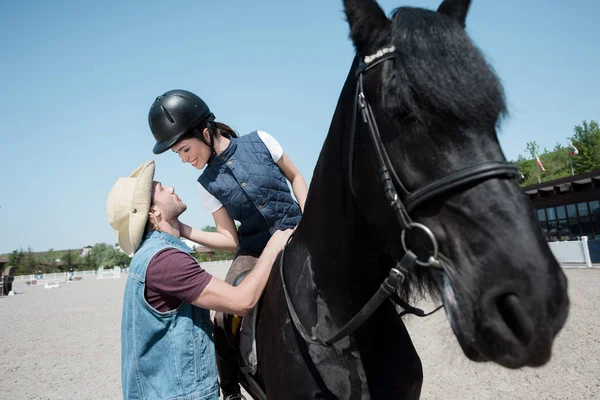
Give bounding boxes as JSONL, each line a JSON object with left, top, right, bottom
{"left": 10, "top": 248, "right": 593, "bottom": 284}
{"left": 11, "top": 260, "right": 234, "bottom": 282}
{"left": 96, "top": 266, "right": 121, "bottom": 279}
{"left": 13, "top": 270, "right": 93, "bottom": 281}
{"left": 197, "top": 259, "right": 232, "bottom": 268}
{"left": 12, "top": 268, "right": 119, "bottom": 282}
{"left": 547, "top": 236, "right": 595, "bottom": 267}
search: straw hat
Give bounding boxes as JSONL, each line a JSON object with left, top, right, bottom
{"left": 106, "top": 160, "right": 155, "bottom": 256}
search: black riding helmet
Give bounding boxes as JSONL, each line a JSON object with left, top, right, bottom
{"left": 148, "top": 89, "right": 216, "bottom": 155}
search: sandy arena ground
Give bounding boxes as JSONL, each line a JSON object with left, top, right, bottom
{"left": 0, "top": 266, "right": 598, "bottom": 400}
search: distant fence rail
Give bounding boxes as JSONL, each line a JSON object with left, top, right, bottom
{"left": 11, "top": 259, "right": 235, "bottom": 281}
{"left": 9, "top": 246, "right": 596, "bottom": 284}
{"left": 198, "top": 260, "right": 232, "bottom": 268}
{"left": 13, "top": 270, "right": 98, "bottom": 281}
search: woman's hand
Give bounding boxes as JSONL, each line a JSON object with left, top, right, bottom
{"left": 178, "top": 221, "right": 191, "bottom": 239}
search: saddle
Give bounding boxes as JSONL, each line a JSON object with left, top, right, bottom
{"left": 223, "top": 270, "right": 266, "bottom": 400}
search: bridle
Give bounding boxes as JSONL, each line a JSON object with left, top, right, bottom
{"left": 280, "top": 46, "right": 519, "bottom": 347}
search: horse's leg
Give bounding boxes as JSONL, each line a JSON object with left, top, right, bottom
{"left": 358, "top": 304, "right": 423, "bottom": 400}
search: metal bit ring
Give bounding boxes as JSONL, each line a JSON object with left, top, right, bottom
{"left": 401, "top": 223, "right": 441, "bottom": 267}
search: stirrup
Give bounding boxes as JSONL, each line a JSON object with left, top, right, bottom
{"left": 224, "top": 394, "right": 247, "bottom": 400}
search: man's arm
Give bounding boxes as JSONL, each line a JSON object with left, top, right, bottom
{"left": 191, "top": 229, "right": 293, "bottom": 316}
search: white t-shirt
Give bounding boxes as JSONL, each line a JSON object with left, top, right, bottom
{"left": 198, "top": 130, "right": 284, "bottom": 214}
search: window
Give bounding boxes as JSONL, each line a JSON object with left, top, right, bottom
{"left": 536, "top": 201, "right": 600, "bottom": 242}
{"left": 569, "top": 218, "right": 580, "bottom": 239}
{"left": 537, "top": 209, "right": 546, "bottom": 222}
{"left": 578, "top": 202, "right": 589, "bottom": 217}
{"left": 590, "top": 200, "right": 599, "bottom": 215}
{"left": 556, "top": 206, "right": 567, "bottom": 220}
{"left": 547, "top": 221, "right": 558, "bottom": 240}
{"left": 540, "top": 221, "right": 549, "bottom": 238}
{"left": 558, "top": 220, "right": 570, "bottom": 240}
{"left": 589, "top": 201, "right": 599, "bottom": 239}
{"left": 581, "top": 217, "right": 593, "bottom": 237}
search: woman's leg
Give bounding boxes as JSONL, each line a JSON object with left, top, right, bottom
{"left": 213, "top": 251, "right": 259, "bottom": 397}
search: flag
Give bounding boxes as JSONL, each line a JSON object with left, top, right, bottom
{"left": 536, "top": 153, "right": 546, "bottom": 173}
{"left": 567, "top": 139, "right": 579, "bottom": 157}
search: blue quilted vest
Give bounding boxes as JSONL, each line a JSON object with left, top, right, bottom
{"left": 121, "top": 231, "right": 219, "bottom": 400}
{"left": 198, "top": 131, "right": 302, "bottom": 253}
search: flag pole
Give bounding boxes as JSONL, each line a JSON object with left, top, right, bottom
{"left": 570, "top": 156, "right": 574, "bottom": 176}
{"left": 535, "top": 152, "right": 544, "bottom": 183}
{"left": 567, "top": 139, "right": 578, "bottom": 176}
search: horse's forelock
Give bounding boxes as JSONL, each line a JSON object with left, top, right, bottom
{"left": 385, "top": 7, "right": 507, "bottom": 131}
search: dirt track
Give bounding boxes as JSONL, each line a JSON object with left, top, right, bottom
{"left": 0, "top": 268, "right": 597, "bottom": 399}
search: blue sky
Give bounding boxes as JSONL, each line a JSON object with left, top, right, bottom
{"left": 1, "top": 0, "right": 598, "bottom": 254}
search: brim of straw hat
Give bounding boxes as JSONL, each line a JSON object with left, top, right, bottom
{"left": 107, "top": 160, "right": 155, "bottom": 256}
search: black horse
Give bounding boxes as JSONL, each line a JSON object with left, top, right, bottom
{"left": 237, "top": 1, "right": 570, "bottom": 398}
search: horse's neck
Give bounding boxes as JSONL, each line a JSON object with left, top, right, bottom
{"left": 298, "top": 132, "right": 362, "bottom": 265}
{"left": 290, "top": 132, "right": 387, "bottom": 327}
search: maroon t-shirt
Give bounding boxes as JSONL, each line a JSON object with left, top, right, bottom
{"left": 144, "top": 248, "right": 213, "bottom": 312}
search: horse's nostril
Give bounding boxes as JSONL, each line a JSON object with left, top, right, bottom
{"left": 496, "top": 294, "right": 534, "bottom": 346}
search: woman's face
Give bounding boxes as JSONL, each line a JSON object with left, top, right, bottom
{"left": 172, "top": 136, "right": 211, "bottom": 170}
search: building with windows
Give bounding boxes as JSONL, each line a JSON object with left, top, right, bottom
{"left": 523, "top": 169, "right": 600, "bottom": 242}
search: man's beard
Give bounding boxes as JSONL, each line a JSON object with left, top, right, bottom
{"left": 164, "top": 202, "right": 187, "bottom": 220}
{"left": 174, "top": 203, "right": 187, "bottom": 217}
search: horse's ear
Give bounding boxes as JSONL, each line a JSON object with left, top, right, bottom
{"left": 437, "top": 0, "right": 472, "bottom": 28}
{"left": 343, "top": 0, "right": 391, "bottom": 55}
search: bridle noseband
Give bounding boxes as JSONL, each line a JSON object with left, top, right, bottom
{"left": 280, "top": 46, "right": 519, "bottom": 347}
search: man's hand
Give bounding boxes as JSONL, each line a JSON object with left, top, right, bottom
{"left": 265, "top": 229, "right": 294, "bottom": 255}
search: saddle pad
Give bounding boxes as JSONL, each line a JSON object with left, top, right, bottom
{"left": 239, "top": 304, "right": 258, "bottom": 375}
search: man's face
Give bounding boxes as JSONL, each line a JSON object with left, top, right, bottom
{"left": 150, "top": 181, "right": 187, "bottom": 220}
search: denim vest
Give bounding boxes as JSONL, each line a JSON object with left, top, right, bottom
{"left": 198, "top": 131, "right": 302, "bottom": 253}
{"left": 121, "top": 231, "right": 218, "bottom": 400}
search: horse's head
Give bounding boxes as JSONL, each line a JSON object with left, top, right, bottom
{"left": 340, "top": 0, "right": 569, "bottom": 368}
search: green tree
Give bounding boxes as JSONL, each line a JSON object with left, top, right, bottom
{"left": 83, "top": 251, "right": 98, "bottom": 270}
{"left": 61, "top": 250, "right": 78, "bottom": 272}
{"left": 40, "top": 248, "right": 57, "bottom": 264}
{"left": 8, "top": 249, "right": 24, "bottom": 273}
{"left": 114, "top": 251, "right": 131, "bottom": 268}
{"left": 553, "top": 142, "right": 563, "bottom": 152}
{"left": 104, "top": 246, "right": 130, "bottom": 268}
{"left": 570, "top": 120, "right": 600, "bottom": 174}
{"left": 526, "top": 141, "right": 540, "bottom": 159}
{"left": 87, "top": 243, "right": 131, "bottom": 269}
{"left": 91, "top": 243, "right": 110, "bottom": 268}
{"left": 23, "top": 247, "right": 38, "bottom": 275}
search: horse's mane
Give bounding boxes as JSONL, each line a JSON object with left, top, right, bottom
{"left": 377, "top": 7, "right": 508, "bottom": 304}
{"left": 384, "top": 7, "right": 507, "bottom": 131}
